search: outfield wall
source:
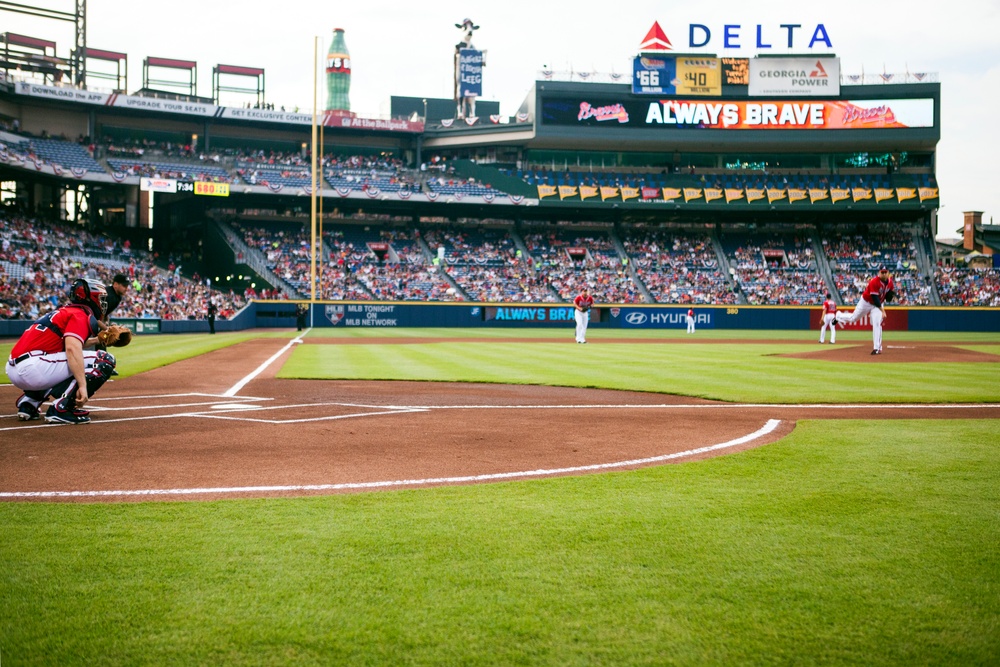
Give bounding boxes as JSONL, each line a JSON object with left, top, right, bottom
{"left": 256, "top": 302, "right": 1000, "bottom": 333}
{"left": 2, "top": 303, "right": 997, "bottom": 338}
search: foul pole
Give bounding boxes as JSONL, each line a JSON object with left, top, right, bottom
{"left": 310, "top": 36, "right": 319, "bottom": 303}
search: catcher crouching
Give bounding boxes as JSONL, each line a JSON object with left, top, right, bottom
{"left": 6, "top": 279, "right": 131, "bottom": 425}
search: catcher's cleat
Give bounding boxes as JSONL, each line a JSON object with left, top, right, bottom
{"left": 15, "top": 394, "right": 41, "bottom": 421}
{"left": 45, "top": 400, "right": 91, "bottom": 425}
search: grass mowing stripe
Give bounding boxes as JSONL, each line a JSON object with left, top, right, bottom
{"left": 1, "top": 420, "right": 997, "bottom": 665}
{"left": 282, "top": 340, "right": 1000, "bottom": 403}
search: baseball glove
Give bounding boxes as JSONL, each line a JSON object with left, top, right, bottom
{"left": 98, "top": 324, "right": 133, "bottom": 347}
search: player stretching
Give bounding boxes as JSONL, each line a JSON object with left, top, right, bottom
{"left": 819, "top": 293, "right": 838, "bottom": 344}
{"left": 6, "top": 279, "right": 118, "bottom": 424}
{"left": 573, "top": 287, "right": 593, "bottom": 344}
{"left": 835, "top": 266, "right": 897, "bottom": 355}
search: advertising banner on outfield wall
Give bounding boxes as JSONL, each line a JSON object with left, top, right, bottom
{"left": 749, "top": 57, "right": 841, "bottom": 96}
{"left": 544, "top": 97, "right": 934, "bottom": 129}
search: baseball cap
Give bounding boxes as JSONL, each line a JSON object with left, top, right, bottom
{"left": 878, "top": 265, "right": 889, "bottom": 272}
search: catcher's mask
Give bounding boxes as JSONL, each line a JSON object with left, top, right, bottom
{"left": 69, "top": 278, "right": 108, "bottom": 319}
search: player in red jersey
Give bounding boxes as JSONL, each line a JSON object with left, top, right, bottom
{"left": 686, "top": 307, "right": 695, "bottom": 334}
{"left": 819, "top": 293, "right": 838, "bottom": 344}
{"left": 6, "top": 279, "right": 118, "bottom": 424}
{"left": 573, "top": 287, "right": 594, "bottom": 343}
{"left": 835, "top": 267, "right": 897, "bottom": 355}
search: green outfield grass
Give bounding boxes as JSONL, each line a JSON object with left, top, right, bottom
{"left": 279, "top": 328, "right": 1000, "bottom": 404}
{"left": 2, "top": 328, "right": 999, "bottom": 665}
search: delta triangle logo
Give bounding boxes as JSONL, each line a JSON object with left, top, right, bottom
{"left": 639, "top": 21, "right": 673, "bottom": 52}
{"left": 810, "top": 61, "right": 828, "bottom": 78}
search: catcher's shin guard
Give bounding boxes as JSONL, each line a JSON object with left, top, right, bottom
{"left": 85, "top": 350, "right": 117, "bottom": 397}
{"left": 47, "top": 350, "right": 117, "bottom": 402}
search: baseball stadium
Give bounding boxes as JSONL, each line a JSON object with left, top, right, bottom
{"left": 1, "top": 5, "right": 999, "bottom": 665}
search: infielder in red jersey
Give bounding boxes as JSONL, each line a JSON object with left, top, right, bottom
{"left": 573, "top": 287, "right": 594, "bottom": 343}
{"left": 6, "top": 278, "right": 118, "bottom": 424}
{"left": 819, "top": 293, "right": 838, "bottom": 344}
{"left": 834, "top": 267, "right": 897, "bottom": 355}
{"left": 686, "top": 308, "right": 695, "bottom": 334}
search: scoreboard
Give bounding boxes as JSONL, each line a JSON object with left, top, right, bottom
{"left": 633, "top": 56, "right": 721, "bottom": 96}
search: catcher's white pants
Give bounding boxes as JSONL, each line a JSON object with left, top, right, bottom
{"left": 686, "top": 315, "right": 695, "bottom": 334}
{"left": 835, "top": 299, "right": 884, "bottom": 351}
{"left": 819, "top": 313, "right": 837, "bottom": 343}
{"left": 574, "top": 309, "right": 589, "bottom": 343}
{"left": 5, "top": 350, "right": 104, "bottom": 392}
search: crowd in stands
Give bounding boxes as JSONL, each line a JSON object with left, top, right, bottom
{"left": 522, "top": 231, "right": 644, "bottom": 303}
{"left": 424, "top": 227, "right": 554, "bottom": 302}
{"left": 623, "top": 231, "right": 737, "bottom": 305}
{"left": 1, "top": 215, "right": 247, "bottom": 321}
{"left": 723, "top": 232, "right": 828, "bottom": 305}
{"left": 935, "top": 266, "right": 1000, "bottom": 307}
{"left": 5, "top": 214, "right": 998, "bottom": 313}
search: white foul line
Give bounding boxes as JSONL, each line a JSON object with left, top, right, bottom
{"left": 0, "top": 420, "right": 781, "bottom": 499}
{"left": 223, "top": 335, "right": 303, "bottom": 397}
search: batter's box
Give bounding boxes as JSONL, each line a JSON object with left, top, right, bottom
{"left": 82, "top": 392, "right": 270, "bottom": 415}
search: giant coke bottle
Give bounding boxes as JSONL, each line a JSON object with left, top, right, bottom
{"left": 326, "top": 28, "right": 351, "bottom": 111}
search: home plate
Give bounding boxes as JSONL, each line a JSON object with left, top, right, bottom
{"left": 211, "top": 403, "right": 263, "bottom": 410}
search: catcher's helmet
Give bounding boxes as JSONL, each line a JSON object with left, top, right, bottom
{"left": 69, "top": 278, "right": 107, "bottom": 319}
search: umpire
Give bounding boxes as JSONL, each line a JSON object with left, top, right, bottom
{"left": 95, "top": 273, "right": 130, "bottom": 351}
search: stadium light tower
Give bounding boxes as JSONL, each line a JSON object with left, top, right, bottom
{"left": 0, "top": 0, "right": 86, "bottom": 84}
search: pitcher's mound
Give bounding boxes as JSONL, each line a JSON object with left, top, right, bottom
{"left": 781, "top": 344, "right": 999, "bottom": 363}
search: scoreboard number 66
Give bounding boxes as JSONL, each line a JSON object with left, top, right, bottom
{"left": 637, "top": 70, "right": 660, "bottom": 87}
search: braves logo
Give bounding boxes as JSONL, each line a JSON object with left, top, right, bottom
{"left": 325, "top": 305, "right": 345, "bottom": 326}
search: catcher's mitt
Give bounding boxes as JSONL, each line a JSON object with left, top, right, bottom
{"left": 98, "top": 324, "right": 133, "bottom": 347}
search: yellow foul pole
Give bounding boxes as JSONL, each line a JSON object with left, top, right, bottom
{"left": 318, "top": 119, "right": 324, "bottom": 295}
{"left": 309, "top": 36, "right": 319, "bottom": 302}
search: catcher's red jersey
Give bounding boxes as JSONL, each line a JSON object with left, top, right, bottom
{"left": 10, "top": 305, "right": 98, "bottom": 358}
{"left": 862, "top": 276, "right": 895, "bottom": 304}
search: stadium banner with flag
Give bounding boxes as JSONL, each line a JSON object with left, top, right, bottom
{"left": 831, "top": 188, "right": 851, "bottom": 203}
{"left": 600, "top": 186, "right": 619, "bottom": 201}
{"left": 875, "top": 188, "right": 895, "bottom": 202}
